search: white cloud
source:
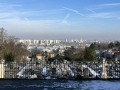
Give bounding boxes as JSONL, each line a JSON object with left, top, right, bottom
{"left": 85, "top": 3, "right": 120, "bottom": 19}
{"left": 86, "top": 11, "right": 120, "bottom": 20}
{"left": 0, "top": 2, "right": 65, "bottom": 19}
{"left": 88, "top": 12, "right": 114, "bottom": 18}
{"left": 100, "top": 3, "right": 120, "bottom": 6}
{"left": 0, "top": 12, "right": 24, "bottom": 19}
{"left": 0, "top": 18, "right": 60, "bottom": 34}
{"left": 62, "top": 14, "right": 70, "bottom": 25}
{"left": 0, "top": 3, "right": 71, "bottom": 35}
{"left": 0, "top": 3, "right": 22, "bottom": 12}
{"left": 63, "top": 7, "right": 84, "bottom": 16}
{"left": 86, "top": 8, "right": 96, "bottom": 13}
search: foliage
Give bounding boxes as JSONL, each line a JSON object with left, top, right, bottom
{"left": 89, "top": 42, "right": 108, "bottom": 51}
{"left": 115, "top": 41, "right": 120, "bottom": 47}
{"left": 4, "top": 52, "right": 15, "bottom": 62}
{"left": 108, "top": 42, "right": 114, "bottom": 49}
{"left": 89, "top": 41, "right": 120, "bottom": 51}
{"left": 64, "top": 47, "right": 86, "bottom": 61}
{"left": 54, "top": 54, "right": 64, "bottom": 60}
{"left": 0, "top": 28, "right": 30, "bottom": 62}
{"left": 84, "top": 47, "right": 96, "bottom": 61}
{"left": 64, "top": 48, "right": 74, "bottom": 61}
{"left": 62, "top": 41, "right": 120, "bottom": 62}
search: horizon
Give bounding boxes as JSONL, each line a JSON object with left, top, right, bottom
{"left": 0, "top": 0, "right": 120, "bottom": 40}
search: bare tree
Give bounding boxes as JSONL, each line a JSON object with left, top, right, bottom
{"left": 0, "top": 28, "right": 30, "bottom": 61}
{"left": 0, "top": 28, "right": 7, "bottom": 43}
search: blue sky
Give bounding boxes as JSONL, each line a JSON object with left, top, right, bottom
{"left": 0, "top": 0, "right": 120, "bottom": 40}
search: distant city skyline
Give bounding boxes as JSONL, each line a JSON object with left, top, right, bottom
{"left": 0, "top": 0, "right": 120, "bottom": 40}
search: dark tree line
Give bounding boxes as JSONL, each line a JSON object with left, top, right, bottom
{"left": 89, "top": 42, "right": 120, "bottom": 51}
{"left": 64, "top": 46, "right": 96, "bottom": 62}
{"left": 89, "top": 42, "right": 108, "bottom": 51}
{"left": 108, "top": 42, "right": 120, "bottom": 49}
{"left": 64, "top": 41, "right": 120, "bottom": 62}
{"left": 0, "top": 28, "right": 30, "bottom": 62}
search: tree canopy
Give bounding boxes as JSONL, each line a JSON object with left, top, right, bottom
{"left": 64, "top": 46, "right": 95, "bottom": 62}
{"left": 84, "top": 47, "right": 96, "bottom": 61}
{"left": 0, "top": 28, "right": 30, "bottom": 62}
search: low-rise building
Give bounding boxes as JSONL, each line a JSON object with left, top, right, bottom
{"left": 48, "top": 52, "right": 55, "bottom": 58}
{"left": 36, "top": 54, "right": 44, "bottom": 60}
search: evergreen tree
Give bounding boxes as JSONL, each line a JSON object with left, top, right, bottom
{"left": 84, "top": 47, "right": 96, "bottom": 61}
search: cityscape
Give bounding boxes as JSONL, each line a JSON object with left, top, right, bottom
{"left": 1, "top": 38, "right": 120, "bottom": 80}
{"left": 0, "top": 30, "right": 120, "bottom": 89}
{"left": 0, "top": 0, "right": 120, "bottom": 89}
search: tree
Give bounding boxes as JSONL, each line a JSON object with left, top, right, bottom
{"left": 0, "top": 28, "right": 30, "bottom": 61}
{"left": 100, "top": 43, "right": 108, "bottom": 50}
{"left": 108, "top": 42, "right": 114, "bottom": 49}
{"left": 74, "top": 48, "right": 84, "bottom": 61}
{"left": 115, "top": 41, "right": 120, "bottom": 47}
{"left": 0, "top": 27, "right": 7, "bottom": 43}
{"left": 4, "top": 52, "right": 15, "bottom": 62}
{"left": 84, "top": 47, "right": 96, "bottom": 61}
{"left": 89, "top": 43, "right": 97, "bottom": 50}
{"left": 64, "top": 48, "right": 73, "bottom": 61}
{"left": 55, "top": 54, "right": 63, "bottom": 60}
{"left": 64, "top": 47, "right": 84, "bottom": 61}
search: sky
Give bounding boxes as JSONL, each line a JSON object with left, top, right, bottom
{"left": 0, "top": 0, "right": 120, "bottom": 40}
